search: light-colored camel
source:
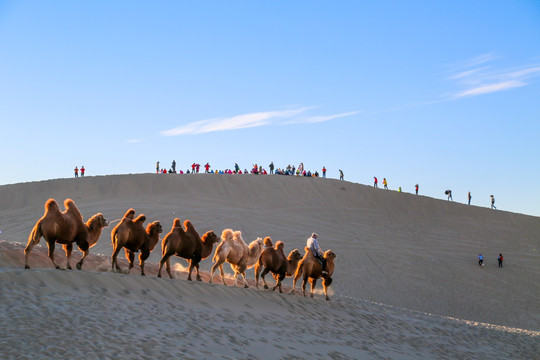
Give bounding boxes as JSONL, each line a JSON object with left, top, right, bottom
{"left": 209, "top": 229, "right": 264, "bottom": 288}
{"left": 24, "top": 198, "right": 108, "bottom": 270}
{"left": 110, "top": 209, "right": 162, "bottom": 276}
{"left": 158, "top": 218, "right": 219, "bottom": 281}
{"left": 292, "top": 247, "right": 337, "bottom": 301}
{"left": 254, "top": 237, "right": 302, "bottom": 293}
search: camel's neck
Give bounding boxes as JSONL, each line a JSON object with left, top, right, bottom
{"left": 147, "top": 231, "right": 160, "bottom": 252}
{"left": 325, "top": 259, "right": 335, "bottom": 276}
{"left": 246, "top": 245, "right": 262, "bottom": 267}
{"left": 201, "top": 241, "right": 214, "bottom": 259}
{"left": 87, "top": 227, "right": 104, "bottom": 248}
{"left": 286, "top": 259, "right": 300, "bottom": 276}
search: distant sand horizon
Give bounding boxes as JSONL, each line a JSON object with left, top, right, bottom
{"left": 1, "top": 174, "right": 539, "bottom": 359}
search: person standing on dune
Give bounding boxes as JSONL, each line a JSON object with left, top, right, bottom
{"left": 74, "top": 166, "right": 79, "bottom": 178}
{"left": 468, "top": 192, "right": 472, "bottom": 205}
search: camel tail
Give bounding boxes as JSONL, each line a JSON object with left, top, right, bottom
{"left": 28, "top": 221, "right": 42, "bottom": 244}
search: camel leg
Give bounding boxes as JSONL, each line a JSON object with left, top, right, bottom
{"left": 158, "top": 252, "right": 173, "bottom": 278}
{"left": 271, "top": 274, "right": 285, "bottom": 293}
{"left": 63, "top": 244, "right": 73, "bottom": 270}
{"left": 187, "top": 260, "right": 194, "bottom": 281}
{"left": 261, "top": 268, "right": 271, "bottom": 289}
{"left": 139, "top": 250, "right": 149, "bottom": 276}
{"left": 291, "top": 263, "right": 303, "bottom": 294}
{"left": 111, "top": 244, "right": 123, "bottom": 273}
{"left": 254, "top": 263, "right": 262, "bottom": 289}
{"left": 194, "top": 263, "right": 202, "bottom": 282}
{"left": 301, "top": 276, "right": 308, "bottom": 297}
{"left": 125, "top": 249, "right": 135, "bottom": 273}
{"left": 309, "top": 278, "right": 317, "bottom": 298}
{"left": 240, "top": 271, "right": 249, "bottom": 288}
{"left": 210, "top": 260, "right": 227, "bottom": 285}
{"left": 323, "top": 281, "right": 330, "bottom": 301}
{"left": 46, "top": 241, "right": 61, "bottom": 269}
{"left": 76, "top": 249, "right": 89, "bottom": 270}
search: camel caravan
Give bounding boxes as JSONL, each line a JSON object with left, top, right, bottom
{"left": 24, "top": 198, "right": 338, "bottom": 300}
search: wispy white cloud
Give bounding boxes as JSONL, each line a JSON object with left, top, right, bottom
{"left": 456, "top": 81, "right": 525, "bottom": 98}
{"left": 449, "top": 54, "right": 540, "bottom": 98}
{"left": 127, "top": 139, "right": 143, "bottom": 143}
{"left": 290, "top": 111, "right": 361, "bottom": 124}
{"left": 161, "top": 106, "right": 358, "bottom": 136}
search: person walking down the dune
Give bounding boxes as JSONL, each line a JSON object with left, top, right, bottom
{"left": 339, "top": 169, "right": 344, "bottom": 180}
{"left": 478, "top": 254, "right": 484, "bottom": 267}
{"left": 445, "top": 190, "right": 453, "bottom": 201}
{"left": 383, "top": 178, "right": 388, "bottom": 190}
{"left": 415, "top": 184, "right": 419, "bottom": 195}
{"left": 74, "top": 166, "right": 79, "bottom": 178}
{"left": 468, "top": 192, "right": 472, "bottom": 205}
{"left": 491, "top": 195, "right": 496, "bottom": 209}
{"left": 307, "top": 233, "right": 328, "bottom": 275}
{"left": 81, "top": 166, "right": 85, "bottom": 177}
{"left": 498, "top": 253, "right": 504, "bottom": 268}
{"left": 374, "top": 177, "right": 378, "bottom": 188}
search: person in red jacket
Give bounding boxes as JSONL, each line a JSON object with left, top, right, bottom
{"left": 81, "top": 166, "right": 85, "bottom": 177}
{"left": 322, "top": 166, "right": 327, "bottom": 178}
{"left": 374, "top": 177, "right": 378, "bottom": 188}
{"left": 74, "top": 166, "right": 79, "bottom": 178}
{"left": 204, "top": 163, "right": 210, "bottom": 173}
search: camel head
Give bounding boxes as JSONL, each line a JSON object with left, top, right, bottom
{"left": 202, "top": 230, "right": 220, "bottom": 245}
{"left": 250, "top": 237, "right": 264, "bottom": 251}
{"left": 324, "top": 250, "right": 337, "bottom": 260}
{"left": 147, "top": 221, "right": 163, "bottom": 236}
{"left": 288, "top": 248, "right": 302, "bottom": 261}
{"left": 86, "top": 213, "right": 108, "bottom": 248}
{"left": 221, "top": 229, "right": 234, "bottom": 242}
{"left": 147, "top": 221, "right": 162, "bottom": 251}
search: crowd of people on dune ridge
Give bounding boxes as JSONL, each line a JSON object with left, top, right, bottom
{"left": 155, "top": 160, "right": 335, "bottom": 179}
{"left": 24, "top": 198, "right": 337, "bottom": 300}
{"left": 152, "top": 161, "right": 498, "bottom": 210}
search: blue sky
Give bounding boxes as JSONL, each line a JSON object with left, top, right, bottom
{"left": 1, "top": 1, "right": 539, "bottom": 216}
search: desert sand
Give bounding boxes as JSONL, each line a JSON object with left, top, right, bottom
{"left": 0, "top": 173, "right": 539, "bottom": 359}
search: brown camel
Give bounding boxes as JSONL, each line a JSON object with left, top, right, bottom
{"left": 157, "top": 218, "right": 219, "bottom": 281}
{"left": 24, "top": 198, "right": 108, "bottom": 270}
{"left": 254, "top": 237, "right": 302, "bottom": 293}
{"left": 292, "top": 247, "right": 337, "bottom": 301}
{"left": 110, "top": 209, "right": 162, "bottom": 276}
{"left": 209, "top": 229, "right": 264, "bottom": 288}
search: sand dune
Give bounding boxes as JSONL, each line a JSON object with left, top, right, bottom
{"left": 1, "top": 174, "right": 539, "bottom": 359}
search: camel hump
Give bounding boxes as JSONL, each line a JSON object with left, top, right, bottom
{"left": 44, "top": 199, "right": 59, "bottom": 213}
{"left": 64, "top": 199, "right": 83, "bottom": 219}
{"left": 221, "top": 229, "right": 234, "bottom": 242}
{"left": 172, "top": 218, "right": 182, "bottom": 228}
{"left": 184, "top": 220, "right": 195, "bottom": 231}
{"left": 123, "top": 209, "right": 136, "bottom": 219}
{"left": 275, "top": 241, "right": 284, "bottom": 251}
{"left": 133, "top": 214, "right": 146, "bottom": 223}
{"left": 233, "top": 230, "right": 244, "bottom": 243}
{"left": 263, "top": 236, "right": 273, "bottom": 248}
